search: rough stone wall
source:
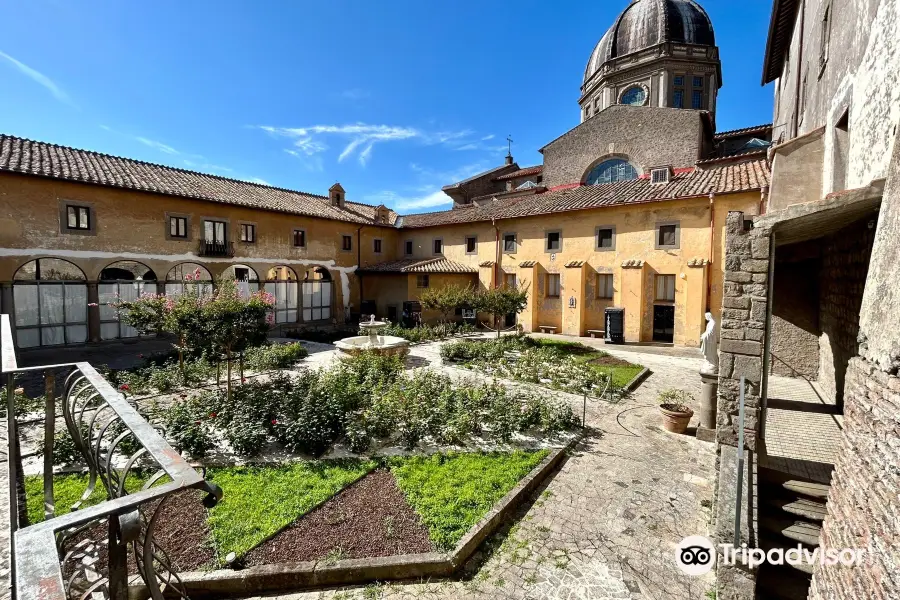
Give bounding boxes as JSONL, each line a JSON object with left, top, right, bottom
{"left": 541, "top": 105, "right": 704, "bottom": 188}
{"left": 770, "top": 246, "right": 821, "bottom": 378}
{"left": 816, "top": 218, "right": 875, "bottom": 404}
{"left": 716, "top": 211, "right": 771, "bottom": 449}
{"left": 809, "top": 359, "right": 900, "bottom": 599}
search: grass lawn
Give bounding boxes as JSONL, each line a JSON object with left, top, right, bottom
{"left": 24, "top": 472, "right": 154, "bottom": 525}
{"left": 206, "top": 459, "right": 375, "bottom": 559}
{"left": 528, "top": 338, "right": 644, "bottom": 389}
{"left": 390, "top": 450, "right": 549, "bottom": 550}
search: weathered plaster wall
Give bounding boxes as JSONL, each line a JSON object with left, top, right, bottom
{"left": 772, "top": 0, "right": 899, "bottom": 195}
{"left": 401, "top": 192, "right": 760, "bottom": 344}
{"left": 541, "top": 105, "right": 704, "bottom": 187}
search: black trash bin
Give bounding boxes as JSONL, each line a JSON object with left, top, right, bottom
{"left": 604, "top": 307, "right": 625, "bottom": 344}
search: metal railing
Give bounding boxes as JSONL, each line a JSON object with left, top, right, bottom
{"left": 2, "top": 314, "right": 222, "bottom": 599}
{"left": 197, "top": 240, "right": 234, "bottom": 257}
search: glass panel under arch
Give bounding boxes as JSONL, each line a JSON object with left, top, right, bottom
{"left": 585, "top": 159, "right": 639, "bottom": 185}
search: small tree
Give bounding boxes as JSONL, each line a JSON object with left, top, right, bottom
{"left": 419, "top": 284, "right": 475, "bottom": 322}
{"left": 473, "top": 284, "right": 529, "bottom": 338}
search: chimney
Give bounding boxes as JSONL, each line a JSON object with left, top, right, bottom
{"left": 505, "top": 154, "right": 514, "bottom": 166}
{"left": 329, "top": 183, "right": 345, "bottom": 208}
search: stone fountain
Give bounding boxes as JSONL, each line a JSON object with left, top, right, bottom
{"left": 334, "top": 315, "right": 410, "bottom": 357}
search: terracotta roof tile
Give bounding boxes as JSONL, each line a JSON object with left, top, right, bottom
{"left": 519, "top": 261, "right": 537, "bottom": 268}
{"left": 0, "top": 134, "right": 397, "bottom": 226}
{"left": 403, "top": 158, "right": 769, "bottom": 229}
{"left": 359, "top": 257, "right": 477, "bottom": 274}
{"left": 493, "top": 165, "right": 543, "bottom": 181}
{"left": 564, "top": 260, "right": 586, "bottom": 268}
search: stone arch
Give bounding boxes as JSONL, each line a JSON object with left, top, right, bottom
{"left": 302, "top": 266, "right": 332, "bottom": 282}
{"left": 13, "top": 258, "right": 88, "bottom": 348}
{"left": 266, "top": 265, "right": 298, "bottom": 281}
{"left": 222, "top": 264, "right": 260, "bottom": 282}
{"left": 99, "top": 260, "right": 157, "bottom": 281}
{"left": 581, "top": 154, "right": 642, "bottom": 185}
{"left": 165, "top": 262, "right": 213, "bottom": 297}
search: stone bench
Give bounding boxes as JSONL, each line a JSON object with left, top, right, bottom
{"left": 587, "top": 330, "right": 605, "bottom": 338}
{"left": 539, "top": 326, "right": 558, "bottom": 334}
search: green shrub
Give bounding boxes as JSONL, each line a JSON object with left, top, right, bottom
{"left": 163, "top": 397, "right": 214, "bottom": 458}
{"left": 38, "top": 430, "right": 83, "bottom": 466}
{"left": 225, "top": 417, "right": 269, "bottom": 457}
{"left": 365, "top": 321, "right": 477, "bottom": 344}
{"left": 245, "top": 342, "right": 308, "bottom": 370}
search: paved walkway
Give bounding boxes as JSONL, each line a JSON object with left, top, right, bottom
{"left": 244, "top": 347, "right": 717, "bottom": 600}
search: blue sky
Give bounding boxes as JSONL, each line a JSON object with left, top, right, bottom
{"left": 0, "top": 0, "right": 774, "bottom": 214}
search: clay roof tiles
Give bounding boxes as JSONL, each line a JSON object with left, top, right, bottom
{"left": 0, "top": 134, "right": 398, "bottom": 226}
{"left": 358, "top": 257, "right": 477, "bottom": 274}
{"left": 403, "top": 158, "right": 769, "bottom": 229}
{"left": 493, "top": 165, "right": 543, "bottom": 181}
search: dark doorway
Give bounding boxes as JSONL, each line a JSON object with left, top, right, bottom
{"left": 387, "top": 305, "right": 398, "bottom": 323}
{"left": 652, "top": 305, "right": 675, "bottom": 342}
{"left": 504, "top": 312, "right": 516, "bottom": 327}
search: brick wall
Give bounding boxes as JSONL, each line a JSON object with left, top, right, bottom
{"left": 817, "top": 219, "right": 876, "bottom": 404}
{"left": 809, "top": 357, "right": 900, "bottom": 599}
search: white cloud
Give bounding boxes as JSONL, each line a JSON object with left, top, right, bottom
{"left": 0, "top": 50, "right": 74, "bottom": 107}
{"left": 136, "top": 137, "right": 179, "bottom": 155}
{"left": 481, "top": 134, "right": 495, "bottom": 141}
{"left": 364, "top": 190, "right": 452, "bottom": 212}
{"left": 258, "top": 123, "right": 474, "bottom": 166}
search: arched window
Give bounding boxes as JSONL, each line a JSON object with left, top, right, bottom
{"left": 302, "top": 267, "right": 332, "bottom": 322}
{"left": 13, "top": 258, "right": 87, "bottom": 347}
{"left": 585, "top": 159, "right": 639, "bottom": 185}
{"left": 223, "top": 264, "right": 259, "bottom": 298}
{"left": 99, "top": 261, "right": 157, "bottom": 341}
{"left": 265, "top": 266, "right": 299, "bottom": 324}
{"left": 620, "top": 86, "right": 646, "bottom": 106}
{"left": 165, "top": 263, "right": 213, "bottom": 297}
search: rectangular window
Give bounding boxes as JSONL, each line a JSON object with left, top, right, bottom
{"left": 546, "top": 231, "right": 561, "bottom": 252}
{"left": 293, "top": 229, "right": 306, "bottom": 248}
{"left": 674, "top": 75, "right": 685, "bottom": 86}
{"left": 545, "top": 274, "right": 561, "bottom": 298}
{"left": 240, "top": 223, "right": 255, "bottom": 243}
{"left": 656, "top": 275, "right": 676, "bottom": 302}
{"left": 342, "top": 235, "right": 352, "bottom": 251}
{"left": 465, "top": 235, "right": 477, "bottom": 254}
{"left": 374, "top": 238, "right": 382, "bottom": 253}
{"left": 433, "top": 238, "right": 443, "bottom": 255}
{"left": 416, "top": 274, "right": 430, "bottom": 289}
{"left": 204, "top": 220, "right": 227, "bottom": 243}
{"left": 657, "top": 223, "right": 679, "bottom": 248}
{"left": 820, "top": 5, "right": 831, "bottom": 71}
{"left": 673, "top": 90, "right": 684, "bottom": 108}
{"left": 597, "top": 274, "right": 613, "bottom": 299}
{"left": 596, "top": 227, "right": 615, "bottom": 250}
{"left": 66, "top": 205, "right": 90, "bottom": 230}
{"left": 692, "top": 90, "right": 703, "bottom": 109}
{"left": 692, "top": 76, "right": 704, "bottom": 88}
{"left": 504, "top": 273, "right": 517, "bottom": 288}
{"left": 405, "top": 240, "right": 413, "bottom": 255}
{"left": 503, "top": 233, "right": 516, "bottom": 253}
{"left": 169, "top": 216, "right": 188, "bottom": 238}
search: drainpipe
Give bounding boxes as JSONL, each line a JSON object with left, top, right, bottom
{"left": 356, "top": 224, "right": 364, "bottom": 317}
{"left": 791, "top": 0, "right": 806, "bottom": 139}
{"left": 707, "top": 192, "right": 715, "bottom": 311}
{"left": 492, "top": 219, "right": 501, "bottom": 289}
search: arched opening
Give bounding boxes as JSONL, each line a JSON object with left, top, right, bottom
{"left": 165, "top": 263, "right": 213, "bottom": 297}
{"left": 264, "top": 266, "right": 299, "bottom": 324}
{"left": 223, "top": 264, "right": 260, "bottom": 298}
{"left": 99, "top": 261, "right": 158, "bottom": 341}
{"left": 584, "top": 158, "right": 639, "bottom": 185}
{"left": 13, "top": 258, "right": 87, "bottom": 348}
{"left": 301, "top": 267, "right": 332, "bottom": 322}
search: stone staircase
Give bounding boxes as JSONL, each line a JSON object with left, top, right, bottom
{"left": 755, "top": 466, "right": 831, "bottom": 600}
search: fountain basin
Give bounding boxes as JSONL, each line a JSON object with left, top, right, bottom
{"left": 334, "top": 335, "right": 410, "bottom": 358}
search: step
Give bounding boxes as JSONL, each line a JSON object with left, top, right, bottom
{"left": 761, "top": 515, "right": 822, "bottom": 547}
{"left": 763, "top": 494, "right": 828, "bottom": 521}
{"left": 781, "top": 479, "right": 831, "bottom": 501}
{"left": 756, "top": 563, "right": 812, "bottom": 600}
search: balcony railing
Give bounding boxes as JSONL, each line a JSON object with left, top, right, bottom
{"left": 197, "top": 240, "right": 234, "bottom": 257}
{"left": 2, "top": 314, "right": 222, "bottom": 600}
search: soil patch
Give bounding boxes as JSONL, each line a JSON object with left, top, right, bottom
{"left": 587, "top": 354, "right": 633, "bottom": 367}
{"left": 244, "top": 469, "right": 434, "bottom": 565}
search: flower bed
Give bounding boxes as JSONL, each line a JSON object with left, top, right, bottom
{"left": 358, "top": 321, "right": 478, "bottom": 344}
{"left": 441, "top": 335, "right": 644, "bottom": 398}
{"left": 26, "top": 450, "right": 548, "bottom": 568}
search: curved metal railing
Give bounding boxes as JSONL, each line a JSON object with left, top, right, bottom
{"left": 2, "top": 314, "right": 222, "bottom": 599}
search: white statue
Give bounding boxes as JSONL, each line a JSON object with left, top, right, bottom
{"left": 700, "top": 311, "right": 718, "bottom": 374}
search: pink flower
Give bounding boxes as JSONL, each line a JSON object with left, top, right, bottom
{"left": 241, "top": 377, "right": 246, "bottom": 383}
{"left": 184, "top": 273, "right": 194, "bottom": 281}
{"left": 209, "top": 412, "right": 217, "bottom": 419}
{"left": 271, "top": 419, "right": 278, "bottom": 425}
{"left": 119, "top": 383, "right": 130, "bottom": 391}
{"left": 88, "top": 302, "right": 99, "bottom": 307}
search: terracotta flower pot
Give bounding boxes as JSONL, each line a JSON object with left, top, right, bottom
{"left": 659, "top": 403, "right": 694, "bottom": 434}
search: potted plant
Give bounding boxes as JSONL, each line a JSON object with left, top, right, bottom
{"left": 658, "top": 388, "right": 695, "bottom": 434}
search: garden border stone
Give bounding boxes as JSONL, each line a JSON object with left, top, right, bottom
{"left": 621, "top": 366, "right": 651, "bottom": 395}
{"left": 139, "top": 436, "right": 580, "bottom": 599}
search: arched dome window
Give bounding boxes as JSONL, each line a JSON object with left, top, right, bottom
{"left": 620, "top": 86, "right": 647, "bottom": 106}
{"left": 585, "top": 159, "right": 639, "bottom": 185}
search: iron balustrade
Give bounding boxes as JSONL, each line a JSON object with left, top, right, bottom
{"left": 1, "top": 314, "right": 222, "bottom": 599}
{"left": 197, "top": 240, "right": 234, "bottom": 258}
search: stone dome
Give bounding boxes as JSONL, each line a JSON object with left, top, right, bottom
{"left": 584, "top": 0, "right": 716, "bottom": 84}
